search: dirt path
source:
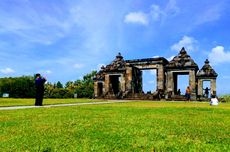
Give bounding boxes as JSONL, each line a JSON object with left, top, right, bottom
{"left": 0, "top": 100, "right": 136, "bottom": 110}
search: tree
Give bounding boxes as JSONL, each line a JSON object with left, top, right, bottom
{"left": 65, "top": 81, "right": 75, "bottom": 95}
{"left": 0, "top": 71, "right": 97, "bottom": 98}
{"left": 74, "top": 71, "right": 97, "bottom": 98}
{"left": 0, "top": 76, "right": 35, "bottom": 98}
{"left": 44, "top": 82, "right": 73, "bottom": 98}
{"left": 56, "top": 81, "right": 63, "bottom": 88}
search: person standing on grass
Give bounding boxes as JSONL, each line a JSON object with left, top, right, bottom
{"left": 185, "top": 86, "right": 191, "bottom": 101}
{"left": 35, "top": 73, "right": 46, "bottom": 106}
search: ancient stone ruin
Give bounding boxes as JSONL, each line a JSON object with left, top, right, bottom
{"left": 94, "top": 47, "right": 218, "bottom": 100}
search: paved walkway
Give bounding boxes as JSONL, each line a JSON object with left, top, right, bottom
{"left": 0, "top": 100, "right": 136, "bottom": 111}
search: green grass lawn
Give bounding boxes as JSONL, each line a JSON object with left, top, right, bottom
{"left": 0, "top": 98, "right": 107, "bottom": 107}
{"left": 0, "top": 100, "right": 229, "bottom": 151}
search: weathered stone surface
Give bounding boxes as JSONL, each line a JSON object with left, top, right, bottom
{"left": 103, "top": 52, "right": 126, "bottom": 72}
{"left": 197, "top": 59, "right": 218, "bottom": 97}
{"left": 157, "top": 64, "right": 164, "bottom": 90}
{"left": 104, "top": 75, "right": 110, "bottom": 93}
{"left": 120, "top": 74, "right": 126, "bottom": 92}
{"left": 125, "top": 67, "right": 132, "bottom": 91}
{"left": 189, "top": 70, "right": 196, "bottom": 100}
{"left": 94, "top": 82, "right": 98, "bottom": 97}
{"left": 166, "top": 71, "right": 173, "bottom": 92}
{"left": 93, "top": 48, "right": 218, "bottom": 100}
{"left": 166, "top": 47, "right": 198, "bottom": 68}
{"left": 211, "top": 79, "right": 216, "bottom": 95}
{"left": 197, "top": 79, "right": 203, "bottom": 96}
{"left": 197, "top": 59, "right": 218, "bottom": 78}
{"left": 94, "top": 71, "right": 105, "bottom": 81}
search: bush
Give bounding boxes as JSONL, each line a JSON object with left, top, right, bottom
{"left": 220, "top": 95, "right": 230, "bottom": 102}
{"left": 0, "top": 76, "right": 35, "bottom": 98}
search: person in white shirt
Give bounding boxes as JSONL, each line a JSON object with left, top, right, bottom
{"left": 210, "top": 95, "right": 219, "bottom": 106}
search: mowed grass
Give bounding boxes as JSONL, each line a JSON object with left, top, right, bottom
{"left": 0, "top": 98, "right": 107, "bottom": 107}
{"left": 0, "top": 101, "right": 230, "bottom": 151}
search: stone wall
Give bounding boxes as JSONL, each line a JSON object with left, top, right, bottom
{"left": 94, "top": 50, "right": 217, "bottom": 100}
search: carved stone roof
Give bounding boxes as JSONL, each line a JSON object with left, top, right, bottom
{"left": 101, "top": 52, "right": 126, "bottom": 72}
{"left": 197, "top": 59, "right": 218, "bottom": 78}
{"left": 94, "top": 70, "right": 105, "bottom": 81}
{"left": 166, "top": 47, "right": 198, "bottom": 69}
{"left": 94, "top": 53, "right": 127, "bottom": 81}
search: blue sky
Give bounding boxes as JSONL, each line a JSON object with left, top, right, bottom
{"left": 0, "top": 0, "right": 230, "bottom": 95}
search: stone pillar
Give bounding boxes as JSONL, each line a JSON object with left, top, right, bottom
{"left": 173, "top": 74, "right": 178, "bottom": 94}
{"left": 197, "top": 79, "right": 203, "bottom": 96}
{"left": 120, "top": 74, "right": 126, "bottom": 92}
{"left": 189, "top": 70, "right": 196, "bottom": 100}
{"left": 165, "top": 71, "right": 173, "bottom": 99}
{"left": 138, "top": 70, "right": 143, "bottom": 93}
{"left": 157, "top": 65, "right": 164, "bottom": 90}
{"left": 104, "top": 74, "right": 110, "bottom": 93}
{"left": 166, "top": 71, "right": 173, "bottom": 92}
{"left": 211, "top": 79, "right": 216, "bottom": 95}
{"left": 126, "top": 67, "right": 132, "bottom": 92}
{"left": 102, "top": 82, "right": 105, "bottom": 95}
{"left": 94, "top": 82, "right": 98, "bottom": 97}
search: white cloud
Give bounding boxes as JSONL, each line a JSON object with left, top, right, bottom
{"left": 125, "top": 0, "right": 179, "bottom": 26}
{"left": 74, "top": 64, "right": 84, "bottom": 69}
{"left": 124, "top": 12, "right": 149, "bottom": 25}
{"left": 208, "top": 46, "right": 230, "bottom": 64}
{"left": 171, "top": 36, "right": 198, "bottom": 52}
{"left": 0, "top": 68, "right": 15, "bottom": 74}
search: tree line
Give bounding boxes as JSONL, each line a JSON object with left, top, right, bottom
{"left": 0, "top": 71, "right": 96, "bottom": 98}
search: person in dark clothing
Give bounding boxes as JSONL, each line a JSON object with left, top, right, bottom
{"left": 177, "top": 89, "right": 181, "bottom": 95}
{"left": 35, "top": 73, "right": 46, "bottom": 106}
{"left": 204, "top": 87, "right": 210, "bottom": 98}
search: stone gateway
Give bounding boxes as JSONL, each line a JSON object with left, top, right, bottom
{"left": 93, "top": 48, "right": 218, "bottom": 100}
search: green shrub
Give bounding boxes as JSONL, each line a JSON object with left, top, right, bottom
{"left": 220, "top": 95, "right": 230, "bottom": 102}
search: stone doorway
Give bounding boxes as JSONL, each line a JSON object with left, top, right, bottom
{"left": 97, "top": 82, "right": 103, "bottom": 97}
{"left": 175, "top": 74, "right": 189, "bottom": 95}
{"left": 203, "top": 80, "right": 211, "bottom": 98}
{"left": 142, "top": 69, "right": 156, "bottom": 93}
{"left": 109, "top": 75, "right": 121, "bottom": 95}
{"left": 173, "top": 72, "right": 189, "bottom": 95}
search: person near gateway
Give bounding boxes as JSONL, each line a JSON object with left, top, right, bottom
{"left": 35, "top": 73, "right": 46, "bottom": 106}
{"left": 185, "top": 86, "right": 191, "bottom": 101}
{"left": 204, "top": 87, "right": 210, "bottom": 98}
{"left": 177, "top": 89, "right": 181, "bottom": 95}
